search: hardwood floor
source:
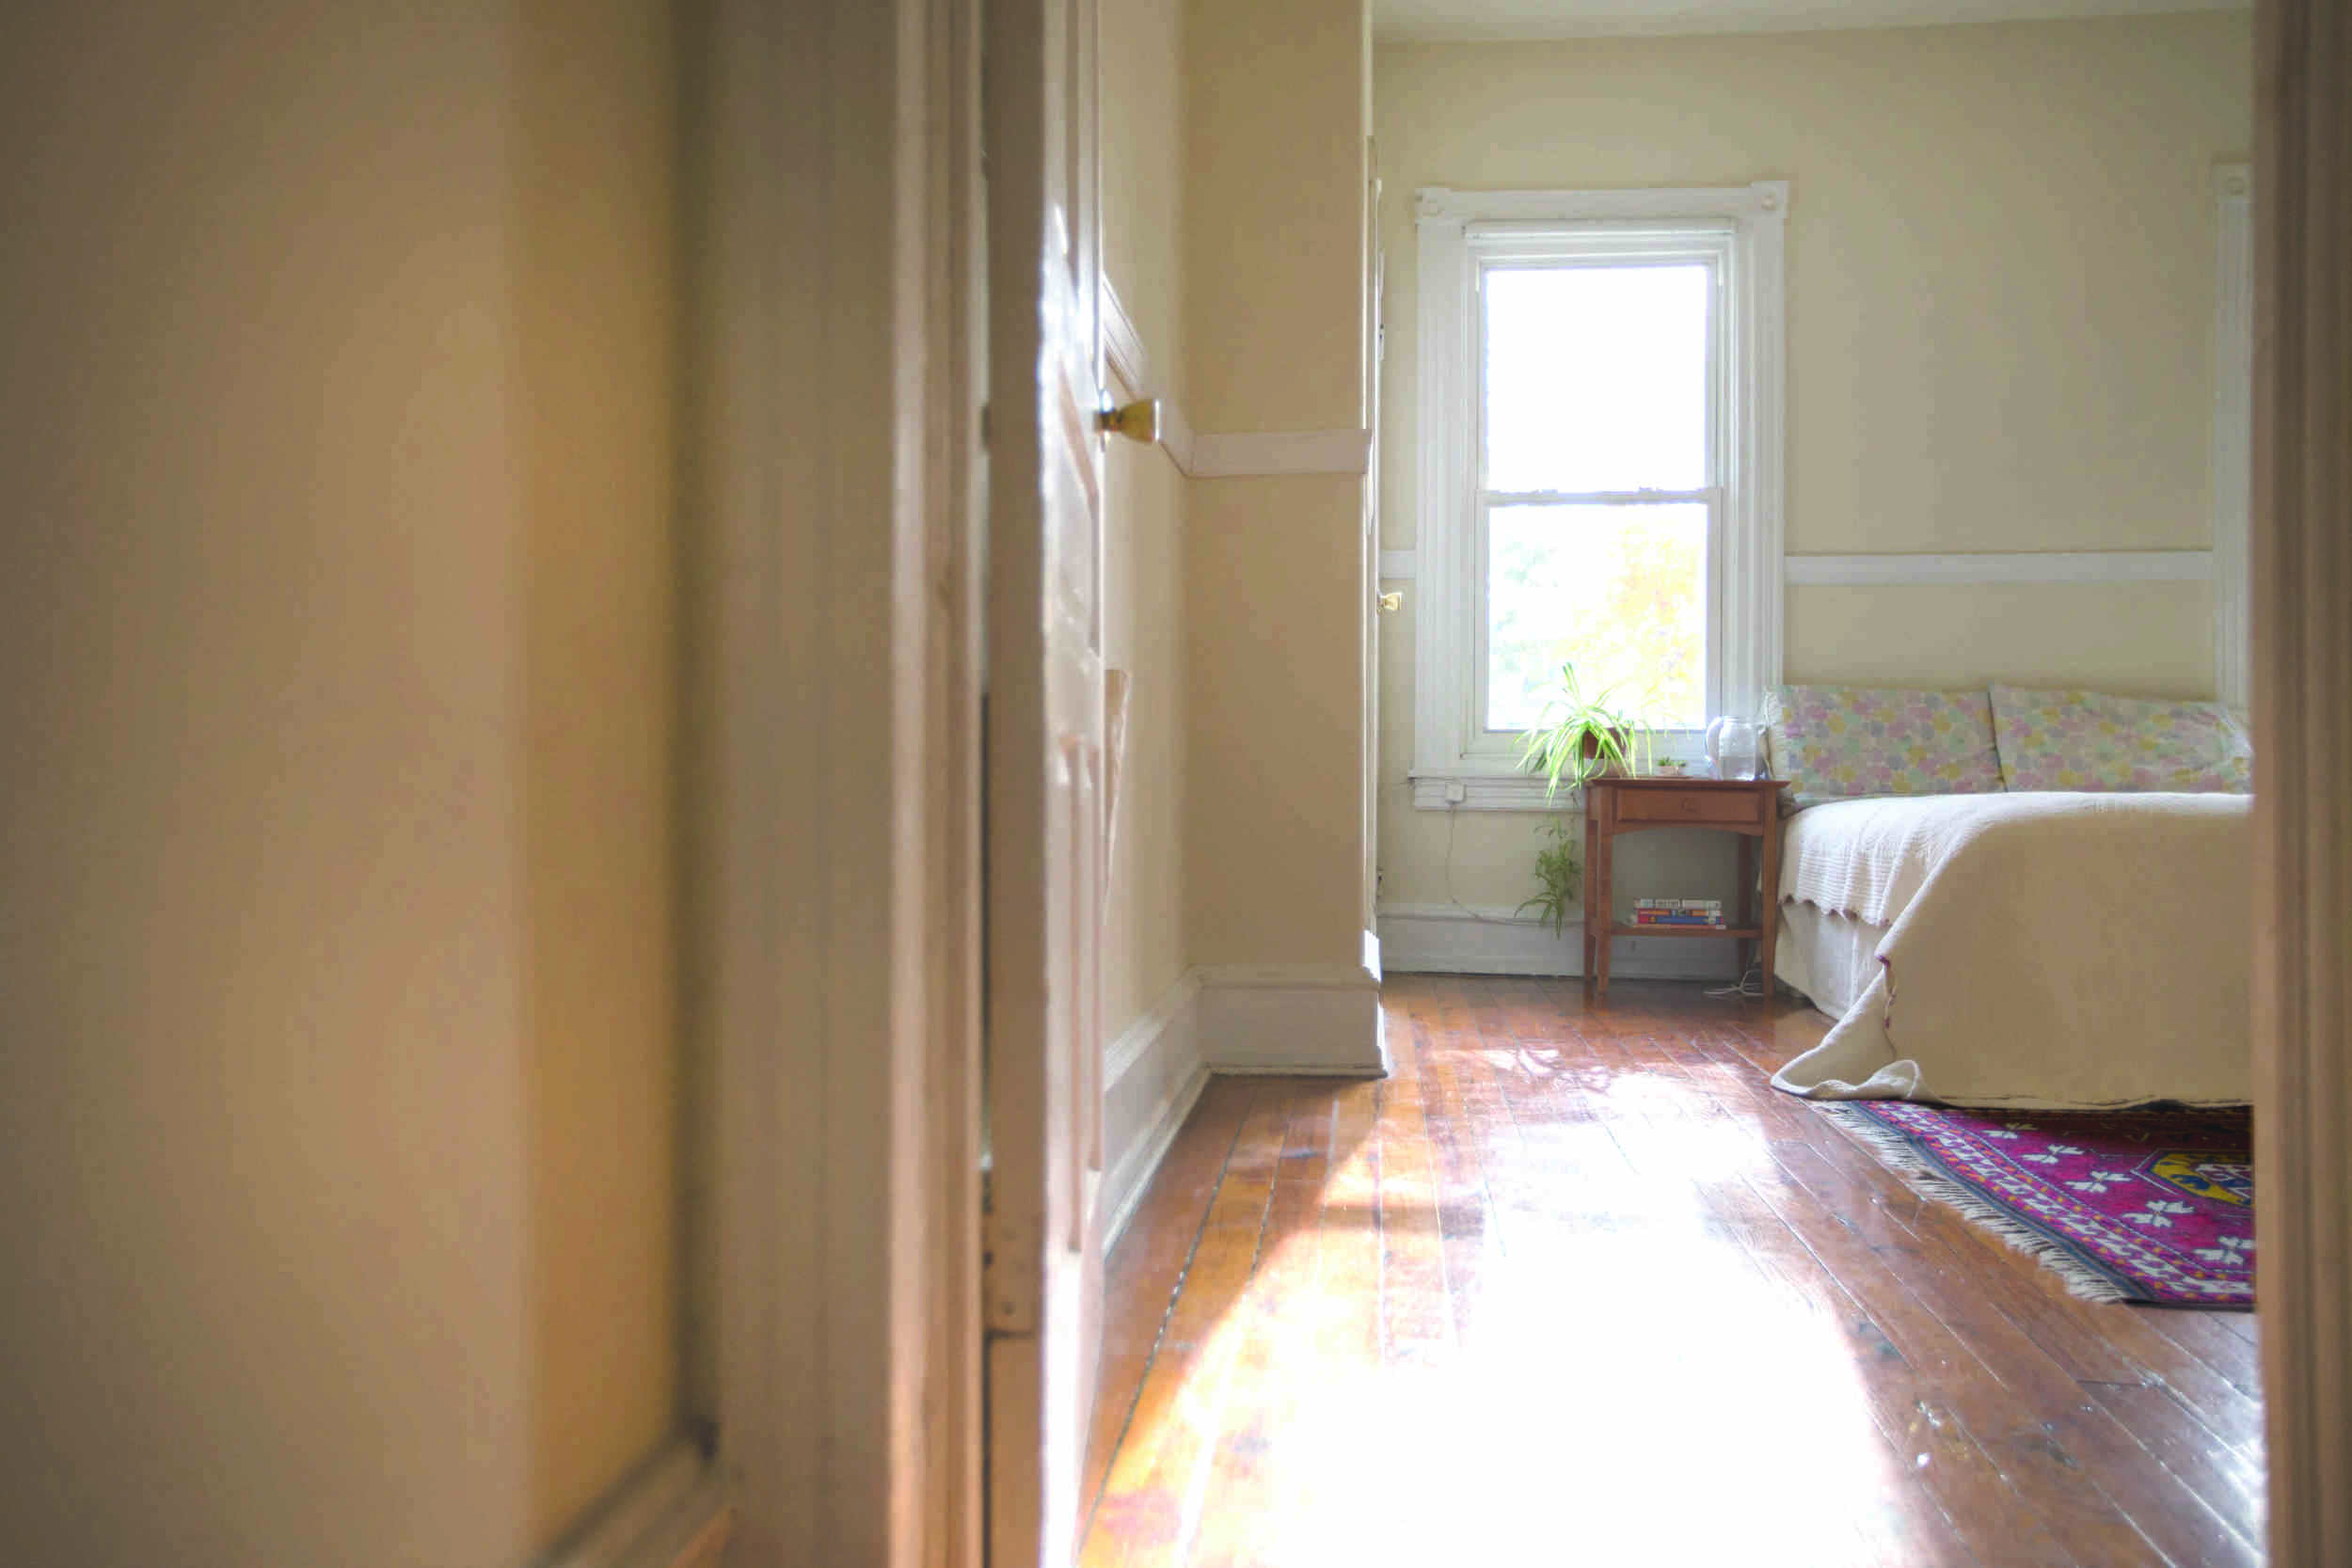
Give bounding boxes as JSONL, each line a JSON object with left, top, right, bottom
{"left": 1079, "top": 974, "right": 2265, "bottom": 1568}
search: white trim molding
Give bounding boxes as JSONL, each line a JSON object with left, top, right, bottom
{"left": 1186, "top": 427, "right": 1373, "bottom": 477}
{"left": 1102, "top": 271, "right": 1371, "bottom": 482}
{"left": 1130, "top": 405, "right": 1372, "bottom": 482}
{"left": 1409, "top": 182, "right": 1787, "bottom": 810}
{"left": 542, "top": 1441, "right": 733, "bottom": 1568}
{"left": 1101, "top": 936, "right": 1388, "bottom": 1243}
{"left": 1102, "top": 274, "right": 1151, "bottom": 404}
{"left": 1408, "top": 772, "right": 1581, "bottom": 812}
{"left": 1102, "top": 270, "right": 1194, "bottom": 475}
{"left": 1101, "top": 973, "right": 1208, "bottom": 1248}
{"left": 1785, "top": 549, "right": 2214, "bottom": 587}
{"left": 2211, "top": 161, "right": 2252, "bottom": 711}
{"left": 1377, "top": 903, "right": 1737, "bottom": 980}
{"left": 1196, "top": 946, "right": 1388, "bottom": 1076}
{"left": 1379, "top": 549, "right": 1417, "bottom": 579}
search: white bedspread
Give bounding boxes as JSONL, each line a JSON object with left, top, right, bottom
{"left": 1771, "top": 792, "right": 2251, "bottom": 1108}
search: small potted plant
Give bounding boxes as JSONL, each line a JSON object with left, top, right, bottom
{"left": 1517, "top": 660, "right": 1653, "bottom": 799}
{"left": 1514, "top": 662, "right": 1653, "bottom": 934}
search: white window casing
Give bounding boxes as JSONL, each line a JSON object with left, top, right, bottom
{"left": 2211, "top": 162, "right": 2251, "bottom": 713}
{"left": 1410, "top": 182, "right": 1787, "bottom": 811}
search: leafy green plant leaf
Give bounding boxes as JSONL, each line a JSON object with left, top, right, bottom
{"left": 1515, "top": 816, "right": 1581, "bottom": 935}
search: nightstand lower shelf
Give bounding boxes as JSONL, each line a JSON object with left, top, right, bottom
{"left": 1608, "top": 925, "right": 1761, "bottom": 939}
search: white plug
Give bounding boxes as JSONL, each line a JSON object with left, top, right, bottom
{"left": 1444, "top": 780, "right": 1467, "bottom": 804}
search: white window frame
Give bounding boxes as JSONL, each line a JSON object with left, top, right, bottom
{"left": 2211, "top": 162, "right": 2251, "bottom": 712}
{"left": 1410, "top": 182, "right": 1786, "bottom": 811}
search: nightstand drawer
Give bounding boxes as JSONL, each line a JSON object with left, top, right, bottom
{"left": 1615, "top": 788, "right": 1766, "bottom": 826}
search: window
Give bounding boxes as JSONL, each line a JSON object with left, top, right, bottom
{"left": 1410, "top": 183, "right": 1786, "bottom": 809}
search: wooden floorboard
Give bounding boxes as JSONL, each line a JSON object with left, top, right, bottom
{"left": 1078, "top": 975, "right": 2263, "bottom": 1567}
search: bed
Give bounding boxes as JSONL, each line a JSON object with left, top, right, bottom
{"left": 1768, "top": 792, "right": 2252, "bottom": 1107}
{"left": 1756, "top": 682, "right": 2253, "bottom": 1110}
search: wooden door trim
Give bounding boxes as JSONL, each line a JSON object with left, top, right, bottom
{"left": 691, "top": 0, "right": 984, "bottom": 1564}
{"left": 2251, "top": 3, "right": 2352, "bottom": 1560}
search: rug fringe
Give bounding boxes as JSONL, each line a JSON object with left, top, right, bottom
{"left": 1813, "top": 1102, "right": 2136, "bottom": 1306}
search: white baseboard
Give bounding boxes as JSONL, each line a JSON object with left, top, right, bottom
{"left": 1376, "top": 902, "right": 1741, "bottom": 980}
{"left": 1099, "top": 942, "right": 1388, "bottom": 1246}
{"left": 1103, "top": 1059, "right": 1209, "bottom": 1250}
{"left": 1196, "top": 941, "right": 1388, "bottom": 1076}
{"left": 1102, "top": 974, "right": 1209, "bottom": 1248}
{"left": 541, "top": 1439, "right": 732, "bottom": 1568}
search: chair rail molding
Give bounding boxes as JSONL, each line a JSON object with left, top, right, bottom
{"left": 1101, "top": 271, "right": 1371, "bottom": 482}
{"left": 1784, "top": 550, "right": 2215, "bottom": 587}
{"left": 1186, "top": 428, "right": 1372, "bottom": 478}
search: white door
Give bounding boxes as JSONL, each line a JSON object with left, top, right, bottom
{"left": 982, "top": 0, "right": 1106, "bottom": 1562}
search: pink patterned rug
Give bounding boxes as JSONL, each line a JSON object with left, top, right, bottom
{"left": 1830, "top": 1101, "right": 2254, "bottom": 1307}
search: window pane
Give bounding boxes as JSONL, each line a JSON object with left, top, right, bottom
{"left": 1484, "top": 263, "right": 1710, "bottom": 495}
{"left": 1486, "top": 503, "right": 1707, "bottom": 734}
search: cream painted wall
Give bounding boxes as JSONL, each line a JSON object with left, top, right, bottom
{"left": 1788, "top": 579, "right": 2217, "bottom": 694}
{"left": 0, "top": 3, "right": 680, "bottom": 1560}
{"left": 1186, "top": 0, "right": 1372, "bottom": 435}
{"left": 1185, "top": 0, "right": 1376, "bottom": 973}
{"left": 1102, "top": 0, "right": 1191, "bottom": 1040}
{"left": 515, "top": 0, "right": 683, "bottom": 1541}
{"left": 1187, "top": 476, "right": 1375, "bottom": 967}
{"left": 1104, "top": 0, "right": 1188, "bottom": 409}
{"left": 1375, "top": 12, "right": 2250, "bottom": 917}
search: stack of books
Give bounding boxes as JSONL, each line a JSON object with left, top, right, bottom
{"left": 1633, "top": 897, "right": 1724, "bottom": 928}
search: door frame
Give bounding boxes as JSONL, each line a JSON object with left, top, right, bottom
{"left": 691, "top": 0, "right": 986, "bottom": 1564}
{"left": 2250, "top": 3, "right": 2352, "bottom": 1561}
{"left": 682, "top": 1, "right": 2352, "bottom": 1564}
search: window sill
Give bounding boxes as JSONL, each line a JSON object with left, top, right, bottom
{"left": 1411, "top": 752, "right": 1725, "bottom": 812}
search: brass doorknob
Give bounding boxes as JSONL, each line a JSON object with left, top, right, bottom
{"left": 1097, "top": 398, "right": 1161, "bottom": 444}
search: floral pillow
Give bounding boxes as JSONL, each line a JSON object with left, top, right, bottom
{"left": 1762, "top": 684, "right": 2005, "bottom": 809}
{"left": 1988, "top": 685, "right": 2250, "bottom": 793}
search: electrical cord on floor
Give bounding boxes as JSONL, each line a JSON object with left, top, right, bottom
{"left": 1707, "top": 960, "right": 1767, "bottom": 1001}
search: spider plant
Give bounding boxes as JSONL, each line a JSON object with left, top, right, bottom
{"left": 1516, "top": 660, "right": 1655, "bottom": 800}
{"left": 1513, "top": 662, "right": 1655, "bottom": 934}
{"left": 1516, "top": 816, "right": 1581, "bottom": 934}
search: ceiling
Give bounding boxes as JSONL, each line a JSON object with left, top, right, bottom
{"left": 1373, "top": 0, "right": 2243, "bottom": 40}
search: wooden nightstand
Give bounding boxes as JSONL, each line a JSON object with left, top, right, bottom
{"left": 1581, "top": 776, "right": 1789, "bottom": 1000}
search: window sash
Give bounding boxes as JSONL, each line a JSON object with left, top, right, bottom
{"left": 1475, "top": 248, "right": 1724, "bottom": 498}
{"left": 1468, "top": 245, "right": 1727, "bottom": 754}
{"left": 1471, "top": 495, "right": 1722, "bottom": 749}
